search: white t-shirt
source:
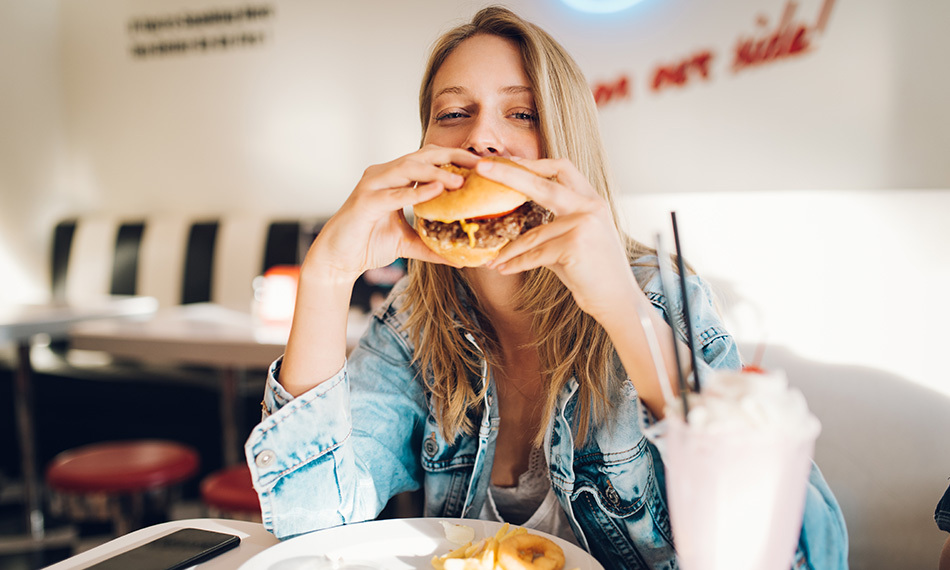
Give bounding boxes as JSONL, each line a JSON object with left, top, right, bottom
{"left": 479, "top": 447, "right": 581, "bottom": 547}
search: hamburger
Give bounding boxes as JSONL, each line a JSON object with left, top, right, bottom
{"left": 413, "top": 157, "right": 553, "bottom": 267}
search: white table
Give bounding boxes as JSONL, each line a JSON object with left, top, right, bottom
{"left": 0, "top": 296, "right": 158, "bottom": 540}
{"left": 43, "top": 518, "right": 280, "bottom": 569}
{"left": 69, "top": 303, "right": 371, "bottom": 467}
{"left": 68, "top": 304, "right": 289, "bottom": 468}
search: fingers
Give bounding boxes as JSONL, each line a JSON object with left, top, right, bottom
{"left": 487, "top": 217, "right": 577, "bottom": 274}
{"left": 391, "top": 180, "right": 446, "bottom": 208}
{"left": 510, "top": 157, "right": 597, "bottom": 198}
{"left": 397, "top": 231, "right": 457, "bottom": 265}
{"left": 488, "top": 211, "right": 625, "bottom": 275}
{"left": 353, "top": 149, "right": 469, "bottom": 215}
{"left": 358, "top": 146, "right": 481, "bottom": 212}
{"left": 366, "top": 161, "right": 461, "bottom": 197}
{"left": 425, "top": 145, "right": 480, "bottom": 169}
{"left": 385, "top": 146, "right": 479, "bottom": 189}
{"left": 474, "top": 157, "right": 598, "bottom": 216}
{"left": 392, "top": 209, "right": 464, "bottom": 267}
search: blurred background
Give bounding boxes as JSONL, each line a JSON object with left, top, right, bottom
{"left": 1, "top": 0, "right": 948, "bottom": 568}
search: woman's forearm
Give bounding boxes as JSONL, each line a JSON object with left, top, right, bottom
{"left": 597, "top": 284, "right": 685, "bottom": 419}
{"left": 279, "top": 258, "right": 359, "bottom": 398}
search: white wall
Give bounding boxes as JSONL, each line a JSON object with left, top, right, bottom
{"left": 0, "top": 0, "right": 71, "bottom": 304}
{"left": 586, "top": 0, "right": 950, "bottom": 192}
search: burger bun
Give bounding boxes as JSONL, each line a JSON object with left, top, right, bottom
{"left": 412, "top": 157, "right": 531, "bottom": 222}
{"left": 414, "top": 228, "right": 507, "bottom": 267}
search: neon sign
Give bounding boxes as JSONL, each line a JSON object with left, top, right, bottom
{"left": 560, "top": 0, "right": 647, "bottom": 14}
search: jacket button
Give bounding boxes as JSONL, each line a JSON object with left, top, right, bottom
{"left": 255, "top": 449, "right": 276, "bottom": 468}
{"left": 605, "top": 481, "right": 620, "bottom": 506}
{"left": 423, "top": 435, "right": 439, "bottom": 458}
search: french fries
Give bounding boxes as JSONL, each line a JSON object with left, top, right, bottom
{"left": 431, "top": 523, "right": 578, "bottom": 570}
{"left": 432, "top": 522, "right": 521, "bottom": 570}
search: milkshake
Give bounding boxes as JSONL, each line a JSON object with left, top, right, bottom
{"left": 663, "top": 369, "right": 820, "bottom": 570}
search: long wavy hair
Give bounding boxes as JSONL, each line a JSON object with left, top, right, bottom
{"left": 404, "top": 6, "right": 655, "bottom": 447}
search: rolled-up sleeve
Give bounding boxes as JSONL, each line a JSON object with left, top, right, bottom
{"left": 643, "top": 271, "right": 741, "bottom": 374}
{"left": 259, "top": 356, "right": 300, "bottom": 417}
{"left": 245, "top": 361, "right": 355, "bottom": 538}
{"left": 244, "top": 310, "right": 427, "bottom": 539}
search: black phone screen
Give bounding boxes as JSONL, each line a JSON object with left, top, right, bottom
{"left": 85, "top": 528, "right": 241, "bottom": 570}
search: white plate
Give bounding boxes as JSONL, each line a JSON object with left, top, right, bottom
{"left": 238, "top": 518, "right": 604, "bottom": 570}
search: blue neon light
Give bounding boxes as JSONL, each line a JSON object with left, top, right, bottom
{"left": 560, "top": 0, "right": 647, "bottom": 14}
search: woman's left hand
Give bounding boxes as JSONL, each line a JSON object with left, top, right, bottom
{"left": 478, "top": 157, "right": 639, "bottom": 323}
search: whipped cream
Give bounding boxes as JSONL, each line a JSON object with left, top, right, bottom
{"left": 674, "top": 369, "right": 819, "bottom": 436}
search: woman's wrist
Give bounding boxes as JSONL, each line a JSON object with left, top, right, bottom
{"left": 587, "top": 271, "right": 645, "bottom": 332}
{"left": 299, "top": 259, "right": 359, "bottom": 297}
{"left": 278, "top": 250, "right": 359, "bottom": 397}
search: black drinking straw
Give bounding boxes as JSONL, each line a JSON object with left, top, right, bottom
{"left": 655, "top": 233, "right": 691, "bottom": 419}
{"left": 671, "top": 211, "right": 702, "bottom": 393}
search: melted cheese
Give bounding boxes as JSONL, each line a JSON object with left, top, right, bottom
{"left": 459, "top": 220, "right": 480, "bottom": 248}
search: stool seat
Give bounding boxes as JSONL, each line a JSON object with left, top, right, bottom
{"left": 200, "top": 465, "right": 259, "bottom": 514}
{"left": 47, "top": 440, "right": 200, "bottom": 494}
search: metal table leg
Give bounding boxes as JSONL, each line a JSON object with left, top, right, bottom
{"left": 220, "top": 367, "right": 240, "bottom": 467}
{"left": 13, "top": 341, "right": 44, "bottom": 539}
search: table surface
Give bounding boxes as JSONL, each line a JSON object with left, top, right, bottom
{"left": 43, "top": 518, "right": 280, "bottom": 570}
{"left": 68, "top": 303, "right": 289, "bottom": 369}
{"left": 0, "top": 296, "right": 158, "bottom": 344}
{"left": 68, "top": 302, "right": 371, "bottom": 369}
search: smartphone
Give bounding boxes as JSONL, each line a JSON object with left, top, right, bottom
{"left": 85, "top": 528, "right": 241, "bottom": 570}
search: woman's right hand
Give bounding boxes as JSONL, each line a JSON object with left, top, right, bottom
{"left": 304, "top": 145, "right": 479, "bottom": 283}
{"left": 280, "top": 146, "right": 477, "bottom": 396}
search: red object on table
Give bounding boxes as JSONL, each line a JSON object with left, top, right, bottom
{"left": 46, "top": 440, "right": 199, "bottom": 493}
{"left": 201, "top": 465, "right": 261, "bottom": 515}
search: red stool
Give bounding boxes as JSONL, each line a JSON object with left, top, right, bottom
{"left": 46, "top": 440, "right": 199, "bottom": 535}
{"left": 200, "top": 465, "right": 261, "bottom": 521}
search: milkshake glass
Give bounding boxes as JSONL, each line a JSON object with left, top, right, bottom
{"left": 663, "top": 370, "right": 820, "bottom": 570}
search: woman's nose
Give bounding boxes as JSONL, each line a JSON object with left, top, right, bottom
{"left": 463, "top": 117, "right": 503, "bottom": 157}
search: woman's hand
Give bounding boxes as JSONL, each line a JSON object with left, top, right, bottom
{"left": 304, "top": 145, "right": 479, "bottom": 283}
{"left": 477, "top": 157, "right": 683, "bottom": 418}
{"left": 478, "top": 157, "right": 638, "bottom": 323}
{"left": 281, "top": 146, "right": 478, "bottom": 396}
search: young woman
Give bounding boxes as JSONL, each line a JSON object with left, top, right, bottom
{"left": 245, "top": 7, "right": 848, "bottom": 568}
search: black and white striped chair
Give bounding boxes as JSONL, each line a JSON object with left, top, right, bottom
{"left": 50, "top": 215, "right": 314, "bottom": 311}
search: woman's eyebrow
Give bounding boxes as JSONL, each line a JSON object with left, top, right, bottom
{"left": 500, "top": 85, "right": 533, "bottom": 96}
{"left": 432, "top": 85, "right": 533, "bottom": 100}
{"left": 433, "top": 86, "right": 467, "bottom": 99}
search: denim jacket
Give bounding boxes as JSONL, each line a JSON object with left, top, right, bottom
{"left": 937, "top": 483, "right": 950, "bottom": 533}
{"left": 245, "top": 257, "right": 849, "bottom": 569}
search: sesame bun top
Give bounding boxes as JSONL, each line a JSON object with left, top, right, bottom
{"left": 412, "top": 156, "right": 533, "bottom": 222}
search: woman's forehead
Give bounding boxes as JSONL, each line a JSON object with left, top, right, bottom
{"left": 431, "top": 34, "right": 529, "bottom": 94}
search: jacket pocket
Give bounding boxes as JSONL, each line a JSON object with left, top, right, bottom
{"left": 571, "top": 438, "right": 676, "bottom": 569}
{"left": 419, "top": 420, "right": 477, "bottom": 518}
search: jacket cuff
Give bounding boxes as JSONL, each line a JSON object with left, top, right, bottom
{"left": 247, "top": 363, "right": 351, "bottom": 490}
{"left": 262, "top": 356, "right": 346, "bottom": 417}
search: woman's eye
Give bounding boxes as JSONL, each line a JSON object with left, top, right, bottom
{"left": 434, "top": 111, "right": 466, "bottom": 122}
{"left": 511, "top": 111, "right": 538, "bottom": 122}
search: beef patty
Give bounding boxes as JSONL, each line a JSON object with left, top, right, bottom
{"left": 419, "top": 202, "right": 553, "bottom": 249}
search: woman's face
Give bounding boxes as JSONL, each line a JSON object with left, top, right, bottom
{"left": 423, "top": 34, "right": 542, "bottom": 160}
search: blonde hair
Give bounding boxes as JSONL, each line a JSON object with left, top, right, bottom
{"left": 405, "top": 6, "right": 654, "bottom": 446}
